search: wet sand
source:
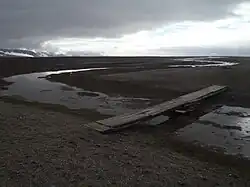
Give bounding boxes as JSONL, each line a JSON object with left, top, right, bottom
{"left": 1, "top": 57, "right": 250, "bottom": 186}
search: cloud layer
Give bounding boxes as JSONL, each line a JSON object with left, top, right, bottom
{"left": 0, "top": 0, "right": 249, "bottom": 55}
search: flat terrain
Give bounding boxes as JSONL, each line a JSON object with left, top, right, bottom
{"left": 1, "top": 57, "right": 250, "bottom": 186}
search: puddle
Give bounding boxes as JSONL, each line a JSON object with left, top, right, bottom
{"left": 170, "top": 57, "right": 238, "bottom": 68}
{"left": 0, "top": 68, "right": 152, "bottom": 116}
{"left": 175, "top": 106, "right": 250, "bottom": 159}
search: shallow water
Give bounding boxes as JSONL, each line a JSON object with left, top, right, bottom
{"left": 0, "top": 68, "right": 152, "bottom": 116}
{"left": 170, "top": 57, "right": 238, "bottom": 68}
{"left": 175, "top": 106, "right": 250, "bottom": 159}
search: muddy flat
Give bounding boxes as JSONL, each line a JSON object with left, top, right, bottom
{"left": 1, "top": 56, "right": 250, "bottom": 186}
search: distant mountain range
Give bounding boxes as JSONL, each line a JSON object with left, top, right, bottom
{"left": 0, "top": 48, "right": 56, "bottom": 57}
{"left": 0, "top": 48, "right": 102, "bottom": 57}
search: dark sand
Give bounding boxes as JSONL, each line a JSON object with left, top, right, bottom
{"left": 1, "top": 57, "right": 250, "bottom": 186}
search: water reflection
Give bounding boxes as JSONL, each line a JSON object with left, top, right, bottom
{"left": 170, "top": 57, "right": 238, "bottom": 68}
{"left": 176, "top": 106, "right": 250, "bottom": 159}
{"left": 0, "top": 68, "right": 152, "bottom": 116}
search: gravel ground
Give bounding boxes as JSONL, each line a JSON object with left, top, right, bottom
{"left": 1, "top": 101, "right": 250, "bottom": 186}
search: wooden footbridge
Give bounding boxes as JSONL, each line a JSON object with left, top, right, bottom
{"left": 85, "top": 85, "right": 227, "bottom": 133}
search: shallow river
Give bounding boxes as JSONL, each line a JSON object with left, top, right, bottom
{"left": 0, "top": 68, "right": 152, "bottom": 116}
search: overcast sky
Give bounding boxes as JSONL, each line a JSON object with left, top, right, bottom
{"left": 1, "top": 0, "right": 250, "bottom": 55}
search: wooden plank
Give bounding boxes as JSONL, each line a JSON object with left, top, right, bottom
{"left": 85, "top": 85, "right": 227, "bottom": 133}
{"left": 99, "top": 85, "right": 226, "bottom": 127}
{"left": 84, "top": 122, "right": 111, "bottom": 132}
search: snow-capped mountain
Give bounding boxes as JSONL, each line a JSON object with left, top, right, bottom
{"left": 0, "top": 48, "right": 103, "bottom": 57}
{"left": 0, "top": 48, "right": 57, "bottom": 57}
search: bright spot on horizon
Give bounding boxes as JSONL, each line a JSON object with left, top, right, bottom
{"left": 41, "top": 2, "right": 250, "bottom": 56}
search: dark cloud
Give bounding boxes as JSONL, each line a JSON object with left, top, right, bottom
{"left": 0, "top": 0, "right": 245, "bottom": 48}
